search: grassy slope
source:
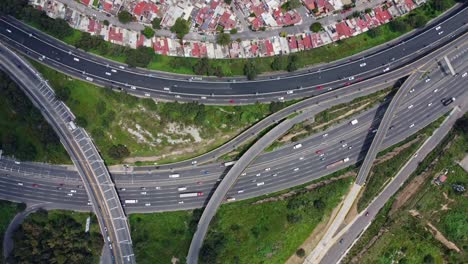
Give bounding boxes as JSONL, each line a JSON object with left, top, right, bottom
{"left": 30, "top": 61, "right": 292, "bottom": 164}
{"left": 0, "top": 71, "right": 70, "bottom": 163}
{"left": 129, "top": 176, "right": 352, "bottom": 264}
{"left": 0, "top": 201, "right": 26, "bottom": 258}
{"left": 357, "top": 119, "right": 467, "bottom": 264}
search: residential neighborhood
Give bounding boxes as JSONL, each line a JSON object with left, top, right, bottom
{"left": 30, "top": 0, "right": 421, "bottom": 59}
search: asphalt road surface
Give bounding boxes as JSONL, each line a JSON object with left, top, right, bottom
{"left": 0, "top": 41, "right": 465, "bottom": 218}
{"left": 0, "top": 6, "right": 466, "bottom": 103}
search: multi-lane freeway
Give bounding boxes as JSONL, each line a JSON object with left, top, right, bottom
{"left": 0, "top": 39, "right": 466, "bottom": 215}
{"left": 0, "top": 6, "right": 466, "bottom": 103}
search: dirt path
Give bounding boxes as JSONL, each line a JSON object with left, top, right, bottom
{"left": 426, "top": 222, "right": 461, "bottom": 252}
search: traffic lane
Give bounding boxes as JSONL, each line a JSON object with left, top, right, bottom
{"left": 1, "top": 7, "right": 466, "bottom": 97}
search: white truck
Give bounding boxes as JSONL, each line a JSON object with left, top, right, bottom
{"left": 124, "top": 200, "right": 138, "bottom": 204}
{"left": 350, "top": 119, "right": 358, "bottom": 125}
{"left": 169, "top": 173, "right": 180, "bottom": 178}
{"left": 293, "top": 143, "right": 303, "bottom": 150}
{"left": 224, "top": 161, "right": 236, "bottom": 167}
{"left": 179, "top": 192, "right": 203, "bottom": 198}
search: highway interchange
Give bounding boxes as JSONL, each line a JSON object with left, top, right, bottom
{"left": 0, "top": 40, "right": 466, "bottom": 213}
{"left": 0, "top": 4, "right": 467, "bottom": 263}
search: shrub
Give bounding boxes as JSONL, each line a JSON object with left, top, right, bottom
{"left": 118, "top": 10, "right": 133, "bottom": 24}
{"left": 141, "top": 26, "right": 155, "bottom": 38}
{"left": 296, "top": 248, "right": 306, "bottom": 257}
{"left": 310, "top": 22, "right": 323, "bottom": 33}
{"left": 108, "top": 144, "right": 130, "bottom": 160}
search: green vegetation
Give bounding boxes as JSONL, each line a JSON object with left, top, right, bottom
{"left": 357, "top": 114, "right": 447, "bottom": 212}
{"left": 0, "top": 0, "right": 457, "bottom": 78}
{"left": 8, "top": 209, "right": 103, "bottom": 263}
{"left": 244, "top": 60, "right": 259, "bottom": 80}
{"left": 217, "top": 33, "right": 232, "bottom": 46}
{"left": 171, "top": 18, "right": 190, "bottom": 39}
{"left": 130, "top": 176, "right": 352, "bottom": 263}
{"left": 31, "top": 62, "right": 293, "bottom": 164}
{"left": 201, "top": 177, "right": 351, "bottom": 263}
{"left": 0, "top": 71, "right": 70, "bottom": 163}
{"left": 118, "top": 10, "right": 133, "bottom": 24}
{"left": 151, "top": 17, "right": 161, "bottom": 29}
{"left": 281, "top": 0, "right": 302, "bottom": 11}
{"left": 344, "top": 113, "right": 468, "bottom": 264}
{"left": 141, "top": 26, "right": 155, "bottom": 39}
{"left": 126, "top": 46, "right": 154, "bottom": 68}
{"left": 0, "top": 201, "right": 26, "bottom": 258}
{"left": 229, "top": 28, "right": 238, "bottom": 34}
{"left": 310, "top": 22, "right": 323, "bottom": 33}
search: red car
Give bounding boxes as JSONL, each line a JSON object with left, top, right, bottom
{"left": 344, "top": 82, "right": 351, "bottom": 86}
{"left": 315, "top": 150, "right": 323, "bottom": 154}
{"left": 316, "top": 85, "right": 324, "bottom": 90}
{"left": 197, "top": 192, "right": 204, "bottom": 196}
{"left": 229, "top": 99, "right": 235, "bottom": 104}
{"left": 32, "top": 184, "right": 39, "bottom": 188}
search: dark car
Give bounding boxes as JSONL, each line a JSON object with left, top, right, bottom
{"left": 441, "top": 97, "right": 456, "bottom": 106}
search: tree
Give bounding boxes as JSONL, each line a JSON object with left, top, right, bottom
{"left": 125, "top": 46, "right": 153, "bottom": 68}
{"left": 423, "top": 254, "right": 435, "bottom": 264}
{"left": 75, "top": 116, "right": 88, "bottom": 127}
{"left": 244, "top": 61, "right": 258, "bottom": 80}
{"left": 389, "top": 20, "right": 408, "bottom": 32}
{"left": 151, "top": 17, "right": 161, "bottom": 29}
{"left": 217, "top": 33, "right": 232, "bottom": 46}
{"left": 103, "top": 19, "right": 109, "bottom": 26}
{"left": 432, "top": 0, "right": 450, "bottom": 11}
{"left": 108, "top": 144, "right": 130, "bottom": 160}
{"left": 296, "top": 248, "right": 306, "bottom": 257}
{"left": 224, "top": 0, "right": 232, "bottom": 4}
{"left": 367, "top": 27, "right": 381, "bottom": 38}
{"left": 170, "top": 18, "right": 190, "bottom": 39}
{"left": 271, "top": 56, "right": 286, "bottom": 71}
{"left": 55, "top": 86, "right": 71, "bottom": 102}
{"left": 282, "top": 0, "right": 301, "bottom": 11}
{"left": 141, "top": 26, "right": 155, "bottom": 38}
{"left": 407, "top": 14, "right": 428, "bottom": 28}
{"left": 310, "top": 22, "right": 322, "bottom": 33}
{"left": 313, "top": 199, "right": 325, "bottom": 210}
{"left": 193, "top": 58, "right": 211, "bottom": 75}
{"left": 118, "top": 10, "right": 133, "bottom": 24}
{"left": 287, "top": 54, "right": 298, "bottom": 72}
{"left": 287, "top": 213, "right": 302, "bottom": 223}
{"left": 230, "top": 28, "right": 238, "bottom": 34}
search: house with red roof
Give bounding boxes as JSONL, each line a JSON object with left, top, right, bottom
{"left": 302, "top": 0, "right": 316, "bottom": 11}
{"left": 288, "top": 36, "right": 298, "bottom": 52}
{"left": 153, "top": 37, "right": 169, "bottom": 55}
{"left": 133, "top": 1, "right": 159, "bottom": 22}
{"left": 108, "top": 27, "right": 123, "bottom": 44}
{"left": 81, "top": 0, "right": 91, "bottom": 6}
{"left": 335, "top": 22, "right": 354, "bottom": 39}
{"left": 302, "top": 33, "right": 313, "bottom": 49}
{"left": 374, "top": 6, "right": 392, "bottom": 24}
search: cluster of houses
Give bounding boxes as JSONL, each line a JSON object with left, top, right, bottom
{"left": 30, "top": 0, "right": 424, "bottom": 59}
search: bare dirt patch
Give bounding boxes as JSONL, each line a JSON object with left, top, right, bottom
{"left": 426, "top": 222, "right": 461, "bottom": 253}
{"left": 252, "top": 171, "right": 356, "bottom": 205}
{"left": 389, "top": 170, "right": 429, "bottom": 215}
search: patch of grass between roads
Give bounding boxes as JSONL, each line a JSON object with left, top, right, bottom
{"left": 30, "top": 61, "right": 294, "bottom": 165}
{"left": 344, "top": 113, "right": 468, "bottom": 264}
{"left": 129, "top": 171, "right": 353, "bottom": 264}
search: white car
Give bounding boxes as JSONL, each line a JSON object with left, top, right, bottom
{"left": 462, "top": 72, "right": 467, "bottom": 78}
{"left": 141, "top": 191, "right": 147, "bottom": 195}
{"left": 241, "top": 172, "right": 247, "bottom": 176}
{"left": 425, "top": 78, "right": 431, "bottom": 83}
{"left": 427, "top": 102, "right": 432, "bottom": 107}
{"left": 17, "top": 182, "right": 24, "bottom": 186}
{"left": 256, "top": 182, "right": 265, "bottom": 186}
{"left": 433, "top": 89, "right": 439, "bottom": 93}
{"left": 118, "top": 66, "right": 125, "bottom": 69}
{"left": 383, "top": 67, "right": 390, "bottom": 72}
{"left": 155, "top": 186, "right": 161, "bottom": 190}
{"left": 438, "top": 31, "right": 444, "bottom": 35}
{"left": 435, "top": 25, "right": 441, "bottom": 31}
{"left": 348, "top": 76, "right": 355, "bottom": 81}
{"left": 6, "top": 29, "right": 12, "bottom": 33}
{"left": 359, "top": 63, "right": 366, "bottom": 67}
{"left": 105, "top": 72, "right": 111, "bottom": 76}
{"left": 293, "top": 168, "right": 299, "bottom": 172}
{"left": 278, "top": 97, "right": 285, "bottom": 101}
{"left": 178, "top": 201, "right": 184, "bottom": 204}
{"left": 201, "top": 96, "right": 207, "bottom": 99}
{"left": 145, "top": 203, "right": 151, "bottom": 207}
{"left": 342, "top": 143, "right": 348, "bottom": 148}
{"left": 70, "top": 190, "right": 77, "bottom": 193}
{"left": 272, "top": 173, "right": 278, "bottom": 177}
{"left": 178, "top": 187, "right": 187, "bottom": 191}
{"left": 73, "top": 57, "right": 80, "bottom": 62}
{"left": 237, "top": 190, "right": 245, "bottom": 193}
{"left": 264, "top": 168, "right": 271, "bottom": 171}
{"left": 130, "top": 86, "right": 136, "bottom": 90}
{"left": 409, "top": 123, "right": 415, "bottom": 128}
{"left": 286, "top": 90, "right": 294, "bottom": 95}
{"left": 67, "top": 193, "right": 73, "bottom": 197}
{"left": 322, "top": 133, "right": 328, "bottom": 138}
{"left": 409, "top": 89, "right": 415, "bottom": 93}
{"left": 299, "top": 157, "right": 304, "bottom": 160}
{"left": 145, "top": 93, "right": 150, "bottom": 97}
{"left": 111, "top": 69, "right": 117, "bottom": 73}
{"left": 408, "top": 104, "right": 414, "bottom": 109}
{"left": 191, "top": 160, "right": 198, "bottom": 165}
{"left": 256, "top": 173, "right": 261, "bottom": 177}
